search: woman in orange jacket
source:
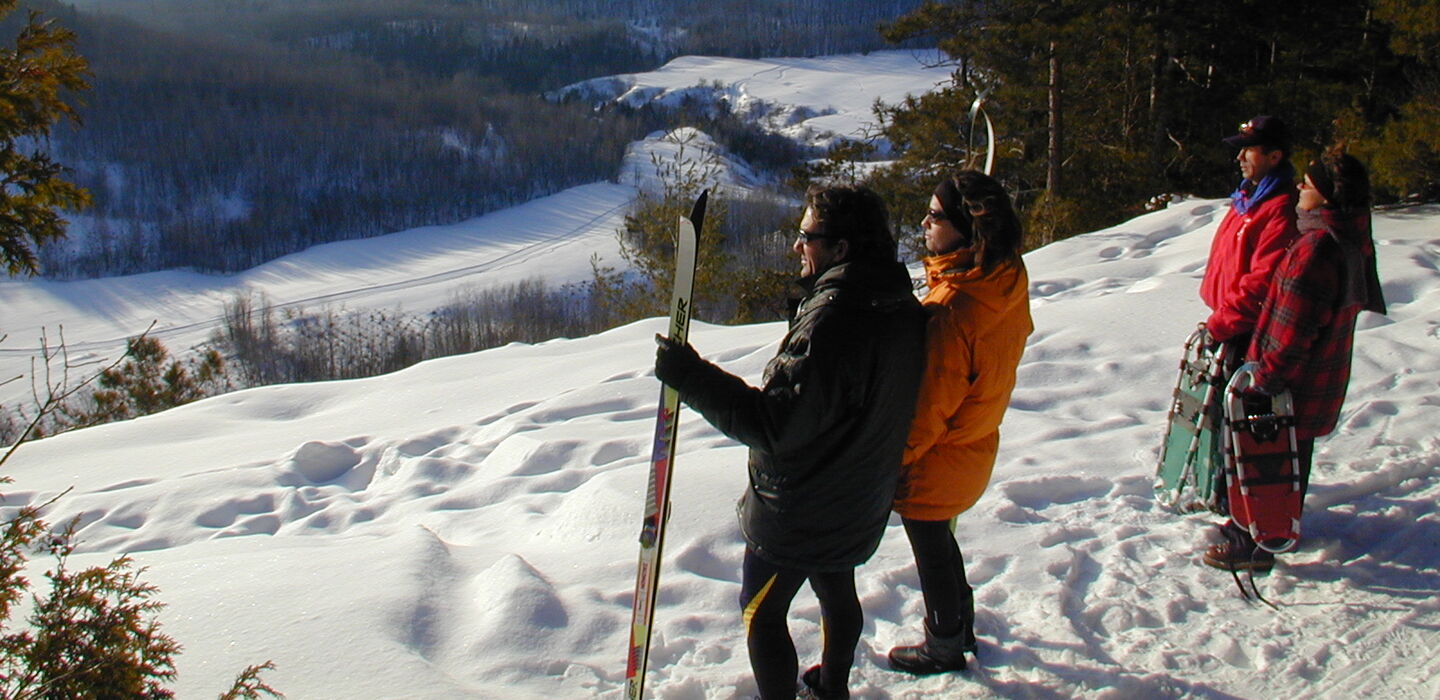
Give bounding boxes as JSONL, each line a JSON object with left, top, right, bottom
{"left": 889, "top": 171, "right": 1033, "bottom": 675}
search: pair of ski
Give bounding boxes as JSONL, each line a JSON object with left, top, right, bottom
{"left": 1155, "top": 325, "right": 1304, "bottom": 580}
{"left": 624, "top": 190, "right": 707, "bottom": 700}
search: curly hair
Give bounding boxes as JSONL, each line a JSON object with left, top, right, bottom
{"left": 935, "top": 170, "right": 1024, "bottom": 271}
{"left": 804, "top": 184, "right": 898, "bottom": 265}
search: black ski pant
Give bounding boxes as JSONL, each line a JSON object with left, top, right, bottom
{"left": 901, "top": 516, "right": 974, "bottom": 641}
{"left": 739, "top": 548, "right": 860, "bottom": 699}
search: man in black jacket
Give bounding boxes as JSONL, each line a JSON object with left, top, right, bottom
{"left": 655, "top": 185, "right": 926, "bottom": 700}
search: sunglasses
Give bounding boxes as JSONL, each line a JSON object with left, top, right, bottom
{"left": 925, "top": 209, "right": 949, "bottom": 221}
{"left": 796, "top": 229, "right": 842, "bottom": 243}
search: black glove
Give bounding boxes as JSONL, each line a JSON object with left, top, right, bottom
{"left": 655, "top": 334, "right": 703, "bottom": 389}
{"left": 1237, "top": 386, "right": 1272, "bottom": 416}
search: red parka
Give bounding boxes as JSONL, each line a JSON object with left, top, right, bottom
{"left": 894, "top": 249, "right": 1032, "bottom": 521}
{"left": 1200, "top": 185, "right": 1300, "bottom": 342}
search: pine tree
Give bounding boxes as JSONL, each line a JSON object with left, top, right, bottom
{"left": 1369, "top": 0, "right": 1440, "bottom": 199}
{"left": 870, "top": 0, "right": 1432, "bottom": 248}
{"left": 65, "top": 336, "right": 227, "bottom": 427}
{"left": 593, "top": 130, "right": 733, "bottom": 325}
{"left": 1, "top": 336, "right": 278, "bottom": 699}
{"left": 0, "top": 0, "right": 90, "bottom": 276}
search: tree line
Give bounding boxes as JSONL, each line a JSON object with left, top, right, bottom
{"left": 20, "top": 4, "right": 648, "bottom": 277}
{"left": 856, "top": 0, "right": 1439, "bottom": 249}
{"left": 15, "top": 0, "right": 927, "bottom": 279}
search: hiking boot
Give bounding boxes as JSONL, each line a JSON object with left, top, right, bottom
{"left": 1203, "top": 541, "right": 1275, "bottom": 571}
{"left": 797, "top": 665, "right": 849, "bottom": 700}
{"left": 887, "top": 623, "right": 970, "bottom": 675}
{"left": 1202, "top": 522, "right": 1275, "bottom": 572}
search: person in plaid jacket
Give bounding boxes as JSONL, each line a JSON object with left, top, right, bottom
{"left": 1204, "top": 148, "right": 1387, "bottom": 571}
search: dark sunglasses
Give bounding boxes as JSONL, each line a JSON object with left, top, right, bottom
{"left": 925, "top": 209, "right": 949, "bottom": 221}
{"left": 796, "top": 229, "right": 841, "bottom": 243}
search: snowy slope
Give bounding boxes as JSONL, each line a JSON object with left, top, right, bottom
{"left": 1, "top": 50, "right": 951, "bottom": 409}
{"left": 553, "top": 50, "right": 953, "bottom": 151}
{"left": 4, "top": 201, "right": 1438, "bottom": 699}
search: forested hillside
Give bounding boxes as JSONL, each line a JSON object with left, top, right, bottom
{"left": 21, "top": 0, "right": 927, "bottom": 278}
{"left": 865, "top": 0, "right": 1440, "bottom": 246}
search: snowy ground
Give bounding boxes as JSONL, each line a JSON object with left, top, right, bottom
{"left": 0, "top": 50, "right": 950, "bottom": 409}
{"left": 4, "top": 200, "right": 1438, "bottom": 699}
{"left": 551, "top": 50, "right": 953, "bottom": 151}
{"left": 4, "top": 48, "right": 1438, "bottom": 699}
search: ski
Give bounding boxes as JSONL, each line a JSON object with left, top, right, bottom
{"left": 968, "top": 90, "right": 997, "bottom": 176}
{"left": 625, "top": 189, "right": 708, "bottom": 700}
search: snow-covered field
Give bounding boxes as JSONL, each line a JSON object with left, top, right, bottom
{"left": 0, "top": 50, "right": 949, "bottom": 409}
{"left": 6, "top": 198, "right": 1438, "bottom": 698}
{"left": 552, "top": 50, "right": 953, "bottom": 151}
{"left": 4, "top": 50, "right": 1439, "bottom": 699}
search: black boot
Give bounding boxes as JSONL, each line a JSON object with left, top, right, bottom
{"left": 888, "top": 622, "right": 971, "bottom": 675}
{"left": 797, "top": 664, "right": 849, "bottom": 699}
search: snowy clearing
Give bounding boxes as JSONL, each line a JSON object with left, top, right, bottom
{"left": 4, "top": 200, "right": 1438, "bottom": 698}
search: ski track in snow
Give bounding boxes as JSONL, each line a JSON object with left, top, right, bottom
{"left": 0, "top": 184, "right": 637, "bottom": 366}
{"left": 4, "top": 200, "right": 1438, "bottom": 698}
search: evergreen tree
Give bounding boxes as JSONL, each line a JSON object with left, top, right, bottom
{"left": 593, "top": 131, "right": 733, "bottom": 326}
{"left": 1, "top": 336, "right": 278, "bottom": 699}
{"left": 869, "top": 0, "right": 1432, "bottom": 250}
{"left": 1369, "top": 0, "right": 1440, "bottom": 199}
{"left": 0, "top": 0, "right": 89, "bottom": 276}
{"left": 63, "top": 336, "right": 227, "bottom": 427}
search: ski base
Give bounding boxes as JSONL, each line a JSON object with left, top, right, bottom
{"left": 624, "top": 190, "right": 708, "bottom": 700}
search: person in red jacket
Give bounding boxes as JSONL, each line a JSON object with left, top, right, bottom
{"left": 1200, "top": 115, "right": 1301, "bottom": 354}
{"left": 1204, "top": 149, "right": 1386, "bottom": 571}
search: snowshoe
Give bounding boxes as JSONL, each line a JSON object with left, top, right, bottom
{"left": 1222, "top": 363, "right": 1302, "bottom": 554}
{"left": 1155, "top": 324, "right": 1228, "bottom": 513}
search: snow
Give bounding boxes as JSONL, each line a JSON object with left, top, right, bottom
{"left": 5, "top": 198, "right": 1439, "bottom": 697}
{"left": 552, "top": 50, "right": 954, "bottom": 150}
{"left": 4, "top": 51, "right": 1440, "bottom": 699}
{"left": 618, "top": 127, "right": 764, "bottom": 193}
{"left": 2, "top": 50, "right": 952, "bottom": 408}
{"left": 0, "top": 182, "right": 633, "bottom": 403}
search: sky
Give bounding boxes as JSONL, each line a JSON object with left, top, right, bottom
{"left": 3, "top": 50, "right": 1438, "bottom": 699}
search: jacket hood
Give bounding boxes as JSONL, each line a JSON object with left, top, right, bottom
{"left": 924, "top": 249, "right": 1028, "bottom": 317}
{"left": 1298, "top": 208, "right": 1387, "bottom": 316}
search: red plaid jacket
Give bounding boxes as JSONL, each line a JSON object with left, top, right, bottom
{"left": 1247, "top": 211, "right": 1375, "bottom": 439}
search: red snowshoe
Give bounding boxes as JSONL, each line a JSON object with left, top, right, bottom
{"left": 1222, "top": 363, "right": 1303, "bottom": 553}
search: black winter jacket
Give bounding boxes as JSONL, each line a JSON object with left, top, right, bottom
{"left": 671, "top": 259, "right": 926, "bottom": 571}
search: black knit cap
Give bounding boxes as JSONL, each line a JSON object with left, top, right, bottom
{"left": 1306, "top": 159, "right": 1337, "bottom": 204}
{"left": 1306, "top": 151, "right": 1370, "bottom": 211}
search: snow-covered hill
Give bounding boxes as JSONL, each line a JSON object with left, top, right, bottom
{"left": 1, "top": 50, "right": 951, "bottom": 409}
{"left": 552, "top": 50, "right": 953, "bottom": 151}
{"left": 5, "top": 199, "right": 1438, "bottom": 698}
{"left": 4, "top": 48, "right": 1439, "bottom": 699}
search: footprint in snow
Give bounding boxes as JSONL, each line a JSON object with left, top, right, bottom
{"left": 1002, "top": 475, "right": 1113, "bottom": 510}
{"left": 288, "top": 440, "right": 362, "bottom": 483}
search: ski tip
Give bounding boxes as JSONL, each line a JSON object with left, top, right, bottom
{"left": 688, "top": 190, "right": 709, "bottom": 232}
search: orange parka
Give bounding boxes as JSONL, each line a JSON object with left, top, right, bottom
{"left": 894, "top": 249, "right": 1033, "bottom": 521}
